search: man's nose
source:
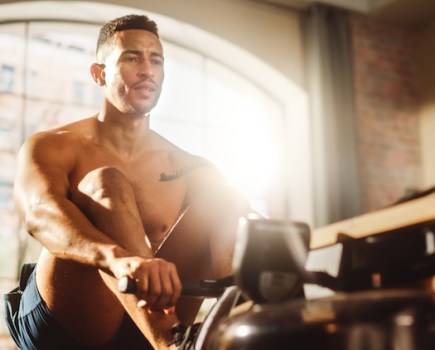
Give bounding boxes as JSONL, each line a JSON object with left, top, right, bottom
{"left": 138, "top": 59, "right": 153, "bottom": 78}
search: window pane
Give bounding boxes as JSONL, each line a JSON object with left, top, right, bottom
{"left": 205, "top": 60, "right": 286, "bottom": 217}
{"left": 153, "top": 42, "right": 205, "bottom": 125}
{"left": 0, "top": 65, "right": 14, "bottom": 92}
{"left": 24, "top": 22, "right": 100, "bottom": 136}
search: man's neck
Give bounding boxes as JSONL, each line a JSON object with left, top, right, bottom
{"left": 95, "top": 111, "right": 153, "bottom": 159}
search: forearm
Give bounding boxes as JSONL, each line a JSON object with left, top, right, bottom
{"left": 21, "top": 193, "right": 130, "bottom": 273}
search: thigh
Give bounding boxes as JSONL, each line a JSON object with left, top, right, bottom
{"left": 12, "top": 268, "right": 90, "bottom": 350}
{"left": 35, "top": 255, "right": 128, "bottom": 347}
{"left": 156, "top": 186, "right": 251, "bottom": 279}
{"left": 156, "top": 186, "right": 251, "bottom": 324}
{"left": 12, "top": 269, "right": 152, "bottom": 350}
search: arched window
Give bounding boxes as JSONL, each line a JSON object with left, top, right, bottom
{"left": 0, "top": 19, "right": 285, "bottom": 277}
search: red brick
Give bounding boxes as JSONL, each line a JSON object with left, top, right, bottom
{"left": 350, "top": 14, "right": 422, "bottom": 212}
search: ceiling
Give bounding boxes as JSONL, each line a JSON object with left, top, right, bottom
{"left": 256, "top": 0, "right": 435, "bottom": 29}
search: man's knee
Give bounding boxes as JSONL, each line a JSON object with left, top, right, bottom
{"left": 77, "top": 166, "right": 135, "bottom": 208}
{"left": 205, "top": 186, "right": 251, "bottom": 217}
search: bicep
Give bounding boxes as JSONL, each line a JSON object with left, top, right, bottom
{"left": 14, "top": 134, "right": 72, "bottom": 214}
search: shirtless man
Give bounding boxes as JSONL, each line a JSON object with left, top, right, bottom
{"left": 9, "top": 14, "right": 250, "bottom": 350}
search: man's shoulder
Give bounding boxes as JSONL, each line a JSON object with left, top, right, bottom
{"left": 152, "top": 131, "right": 209, "bottom": 165}
{"left": 169, "top": 148, "right": 213, "bottom": 170}
{"left": 51, "top": 116, "right": 95, "bottom": 135}
{"left": 28, "top": 118, "right": 93, "bottom": 142}
{"left": 22, "top": 119, "right": 93, "bottom": 155}
{"left": 25, "top": 128, "right": 79, "bottom": 147}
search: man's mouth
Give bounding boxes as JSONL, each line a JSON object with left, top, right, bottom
{"left": 133, "top": 82, "right": 156, "bottom": 92}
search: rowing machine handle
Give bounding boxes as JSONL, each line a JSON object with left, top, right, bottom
{"left": 118, "top": 276, "right": 234, "bottom": 298}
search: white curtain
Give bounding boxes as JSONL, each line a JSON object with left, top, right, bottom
{"left": 304, "top": 4, "right": 361, "bottom": 227}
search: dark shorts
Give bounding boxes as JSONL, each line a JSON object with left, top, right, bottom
{"left": 5, "top": 268, "right": 153, "bottom": 350}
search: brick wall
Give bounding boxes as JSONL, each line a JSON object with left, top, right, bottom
{"left": 350, "top": 14, "right": 422, "bottom": 212}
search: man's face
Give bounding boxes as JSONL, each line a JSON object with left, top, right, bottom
{"left": 101, "top": 29, "right": 164, "bottom": 115}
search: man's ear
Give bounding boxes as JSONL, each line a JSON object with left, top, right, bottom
{"left": 90, "top": 63, "right": 105, "bottom": 86}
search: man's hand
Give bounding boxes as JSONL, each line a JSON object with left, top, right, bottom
{"left": 112, "top": 256, "right": 182, "bottom": 313}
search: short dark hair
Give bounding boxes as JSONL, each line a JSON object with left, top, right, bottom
{"left": 96, "top": 14, "right": 159, "bottom": 62}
